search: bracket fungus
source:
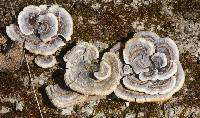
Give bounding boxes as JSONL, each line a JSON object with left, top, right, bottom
{"left": 6, "top": 5, "right": 73, "bottom": 68}
{"left": 35, "top": 55, "right": 57, "bottom": 68}
{"left": 110, "top": 42, "right": 124, "bottom": 76}
{"left": 46, "top": 84, "right": 88, "bottom": 108}
{"left": 94, "top": 61, "right": 112, "bottom": 80}
{"left": 114, "top": 31, "right": 185, "bottom": 102}
{"left": 63, "top": 42, "right": 121, "bottom": 95}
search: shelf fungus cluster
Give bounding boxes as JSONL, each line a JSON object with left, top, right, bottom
{"left": 46, "top": 42, "right": 121, "bottom": 108}
{"left": 6, "top": 5, "right": 73, "bottom": 68}
{"left": 5, "top": 5, "right": 185, "bottom": 108}
{"left": 114, "top": 31, "right": 185, "bottom": 103}
{"left": 45, "top": 32, "right": 185, "bottom": 108}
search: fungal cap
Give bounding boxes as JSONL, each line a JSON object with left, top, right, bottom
{"left": 25, "top": 37, "right": 65, "bottom": 56}
{"left": 170, "top": 61, "right": 185, "bottom": 93}
{"left": 123, "top": 37, "right": 155, "bottom": 65}
{"left": 151, "top": 52, "right": 168, "bottom": 68}
{"left": 80, "top": 42, "right": 99, "bottom": 62}
{"left": 46, "top": 84, "right": 88, "bottom": 108}
{"left": 35, "top": 55, "right": 57, "bottom": 68}
{"left": 110, "top": 42, "right": 124, "bottom": 76}
{"left": 63, "top": 42, "right": 99, "bottom": 64}
{"left": 49, "top": 5, "right": 73, "bottom": 41}
{"left": 18, "top": 5, "right": 41, "bottom": 35}
{"left": 157, "top": 61, "right": 178, "bottom": 80}
{"left": 131, "top": 55, "right": 151, "bottom": 74}
{"left": 139, "top": 69, "right": 158, "bottom": 81}
{"left": 114, "top": 85, "right": 174, "bottom": 103}
{"left": 134, "top": 31, "right": 160, "bottom": 43}
{"left": 94, "top": 60, "right": 112, "bottom": 80}
{"left": 6, "top": 24, "right": 25, "bottom": 43}
{"left": 114, "top": 31, "right": 184, "bottom": 103}
{"left": 156, "top": 37, "right": 179, "bottom": 61}
{"left": 123, "top": 75, "right": 176, "bottom": 95}
{"left": 37, "top": 13, "right": 59, "bottom": 42}
{"left": 114, "top": 62, "right": 184, "bottom": 103}
{"left": 64, "top": 44, "right": 121, "bottom": 95}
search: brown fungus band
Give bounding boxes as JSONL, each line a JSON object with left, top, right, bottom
{"left": 114, "top": 31, "right": 185, "bottom": 103}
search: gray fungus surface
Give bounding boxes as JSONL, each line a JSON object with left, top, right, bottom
{"left": 1, "top": 2, "right": 191, "bottom": 117}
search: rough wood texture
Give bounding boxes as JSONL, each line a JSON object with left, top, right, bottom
{"left": 0, "top": 0, "right": 200, "bottom": 117}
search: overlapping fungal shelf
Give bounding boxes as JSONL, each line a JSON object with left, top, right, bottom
{"left": 63, "top": 42, "right": 121, "bottom": 95}
{"left": 114, "top": 31, "right": 185, "bottom": 103}
{"left": 34, "top": 55, "right": 57, "bottom": 69}
{"left": 46, "top": 42, "right": 121, "bottom": 108}
{"left": 45, "top": 84, "right": 88, "bottom": 109}
{"left": 6, "top": 5, "right": 73, "bottom": 68}
{"left": 45, "top": 32, "right": 184, "bottom": 108}
{"left": 5, "top": 4, "right": 185, "bottom": 108}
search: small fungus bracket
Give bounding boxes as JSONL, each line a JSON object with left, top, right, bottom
{"left": 114, "top": 31, "right": 185, "bottom": 102}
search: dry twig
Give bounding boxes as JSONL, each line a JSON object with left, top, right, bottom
{"left": 25, "top": 55, "right": 44, "bottom": 118}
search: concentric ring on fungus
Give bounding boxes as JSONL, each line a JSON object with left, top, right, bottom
{"left": 35, "top": 55, "right": 57, "bottom": 68}
{"left": 6, "top": 5, "right": 73, "bottom": 68}
{"left": 63, "top": 42, "right": 121, "bottom": 95}
{"left": 46, "top": 84, "right": 88, "bottom": 108}
{"left": 114, "top": 31, "right": 185, "bottom": 103}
